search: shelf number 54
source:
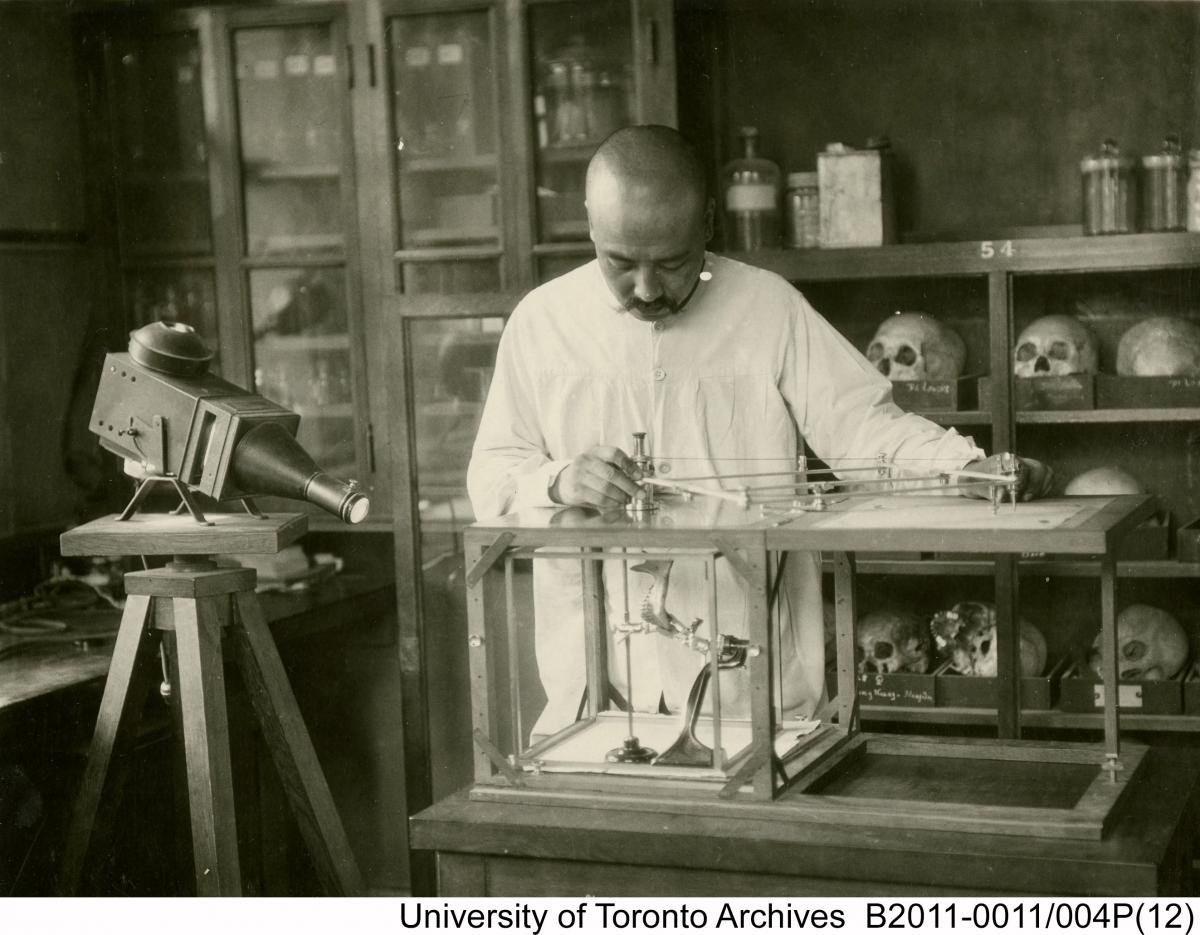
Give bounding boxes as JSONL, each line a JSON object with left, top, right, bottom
{"left": 980, "top": 240, "right": 1015, "bottom": 259}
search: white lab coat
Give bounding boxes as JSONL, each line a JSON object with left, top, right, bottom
{"left": 468, "top": 255, "right": 983, "bottom": 736}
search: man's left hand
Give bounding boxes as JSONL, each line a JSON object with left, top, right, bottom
{"left": 961, "top": 455, "right": 1054, "bottom": 502}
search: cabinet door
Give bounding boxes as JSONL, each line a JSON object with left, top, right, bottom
{"left": 224, "top": 9, "right": 373, "bottom": 504}
{"left": 526, "top": 0, "right": 676, "bottom": 282}
{"left": 379, "top": 1, "right": 506, "bottom": 295}
{"left": 105, "top": 21, "right": 224, "bottom": 371}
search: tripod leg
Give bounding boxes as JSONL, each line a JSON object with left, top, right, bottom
{"left": 229, "top": 591, "right": 363, "bottom": 896}
{"left": 59, "top": 594, "right": 160, "bottom": 894}
{"left": 174, "top": 596, "right": 242, "bottom": 896}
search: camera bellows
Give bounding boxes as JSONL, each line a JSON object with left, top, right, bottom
{"left": 232, "top": 421, "right": 370, "bottom": 524}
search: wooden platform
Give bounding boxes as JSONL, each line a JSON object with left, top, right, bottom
{"left": 60, "top": 512, "right": 308, "bottom": 556}
{"left": 413, "top": 746, "right": 1200, "bottom": 896}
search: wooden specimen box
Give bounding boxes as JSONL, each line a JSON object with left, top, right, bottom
{"left": 461, "top": 492, "right": 1154, "bottom": 840}
{"left": 890, "top": 375, "right": 979, "bottom": 412}
{"left": 979, "top": 375, "right": 1096, "bottom": 410}
{"left": 1059, "top": 664, "right": 1184, "bottom": 715}
{"left": 1096, "top": 375, "right": 1200, "bottom": 409}
{"left": 933, "top": 657, "right": 1067, "bottom": 710}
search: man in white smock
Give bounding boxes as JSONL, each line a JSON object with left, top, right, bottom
{"left": 467, "top": 125, "right": 1050, "bottom": 739}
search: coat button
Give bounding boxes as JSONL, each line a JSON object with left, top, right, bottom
{"left": 653, "top": 321, "right": 664, "bottom": 331}
{"left": 659, "top": 462, "right": 671, "bottom": 474}
{"left": 653, "top": 368, "right": 666, "bottom": 381}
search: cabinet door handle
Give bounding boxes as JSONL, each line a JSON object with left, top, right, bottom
{"left": 368, "top": 43, "right": 377, "bottom": 88}
{"left": 347, "top": 44, "right": 355, "bottom": 90}
{"left": 367, "top": 422, "right": 377, "bottom": 474}
{"left": 648, "top": 19, "right": 660, "bottom": 66}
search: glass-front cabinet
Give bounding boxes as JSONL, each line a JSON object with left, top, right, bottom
{"left": 94, "top": 6, "right": 374, "bottom": 520}
{"left": 230, "top": 14, "right": 361, "bottom": 480}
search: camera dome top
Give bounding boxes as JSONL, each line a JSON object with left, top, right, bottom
{"left": 129, "top": 320, "right": 214, "bottom": 376}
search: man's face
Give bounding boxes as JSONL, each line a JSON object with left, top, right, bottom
{"left": 587, "top": 178, "right": 712, "bottom": 322}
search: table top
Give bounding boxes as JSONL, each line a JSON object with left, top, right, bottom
{"left": 412, "top": 744, "right": 1200, "bottom": 896}
{"left": 467, "top": 495, "right": 1156, "bottom": 555}
{"left": 0, "top": 571, "right": 394, "bottom": 720}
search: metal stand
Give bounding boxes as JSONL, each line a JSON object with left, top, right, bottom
{"left": 58, "top": 525, "right": 361, "bottom": 896}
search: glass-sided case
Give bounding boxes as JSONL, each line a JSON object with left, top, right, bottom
{"left": 462, "top": 488, "right": 1156, "bottom": 840}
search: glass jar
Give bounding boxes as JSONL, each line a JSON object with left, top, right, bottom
{"left": 1142, "top": 135, "right": 1185, "bottom": 232}
{"left": 721, "top": 126, "right": 781, "bottom": 251}
{"left": 784, "top": 171, "right": 820, "bottom": 248}
{"left": 1081, "top": 139, "right": 1136, "bottom": 235}
{"left": 1188, "top": 150, "right": 1200, "bottom": 233}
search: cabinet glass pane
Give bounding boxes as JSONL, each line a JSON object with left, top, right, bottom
{"left": 529, "top": 0, "right": 633, "bottom": 243}
{"left": 537, "top": 253, "right": 590, "bottom": 284}
{"left": 112, "top": 32, "right": 212, "bottom": 254}
{"left": 249, "top": 267, "right": 355, "bottom": 474}
{"left": 412, "top": 317, "right": 501, "bottom": 519}
{"left": 399, "top": 258, "right": 501, "bottom": 294}
{"left": 234, "top": 26, "right": 344, "bottom": 256}
{"left": 126, "top": 268, "right": 221, "bottom": 371}
{"left": 389, "top": 12, "right": 500, "bottom": 251}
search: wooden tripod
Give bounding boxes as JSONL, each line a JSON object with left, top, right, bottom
{"left": 58, "top": 514, "right": 362, "bottom": 896}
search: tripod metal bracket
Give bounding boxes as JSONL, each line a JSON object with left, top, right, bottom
{"left": 472, "top": 728, "right": 525, "bottom": 786}
{"left": 466, "top": 533, "right": 516, "bottom": 587}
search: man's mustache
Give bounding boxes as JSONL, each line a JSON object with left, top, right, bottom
{"left": 625, "top": 297, "right": 678, "bottom": 313}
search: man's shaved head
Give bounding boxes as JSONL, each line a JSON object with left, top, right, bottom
{"left": 585, "top": 126, "right": 713, "bottom": 321}
{"left": 586, "top": 124, "right": 708, "bottom": 207}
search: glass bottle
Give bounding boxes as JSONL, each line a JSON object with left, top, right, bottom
{"left": 722, "top": 127, "right": 781, "bottom": 250}
{"left": 1142, "top": 135, "right": 1185, "bottom": 232}
{"left": 784, "top": 171, "right": 820, "bottom": 248}
{"left": 1080, "top": 138, "right": 1136, "bottom": 236}
{"left": 1188, "top": 150, "right": 1200, "bottom": 233}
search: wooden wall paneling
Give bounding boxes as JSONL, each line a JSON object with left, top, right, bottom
{"left": 720, "top": 0, "right": 1199, "bottom": 241}
{"left": 0, "top": 6, "right": 86, "bottom": 235}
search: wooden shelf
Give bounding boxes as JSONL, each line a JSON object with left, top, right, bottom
{"left": 821, "top": 558, "right": 1200, "bottom": 578}
{"left": 256, "top": 333, "right": 350, "bottom": 352}
{"left": 538, "top": 143, "right": 598, "bottom": 165}
{"left": 862, "top": 705, "right": 1200, "bottom": 733}
{"left": 244, "top": 162, "right": 340, "bottom": 182}
{"left": 918, "top": 410, "right": 990, "bottom": 426}
{"left": 406, "top": 226, "right": 500, "bottom": 247}
{"left": 402, "top": 154, "right": 497, "bottom": 173}
{"left": 733, "top": 231, "right": 1200, "bottom": 282}
{"left": 1017, "top": 408, "right": 1200, "bottom": 425}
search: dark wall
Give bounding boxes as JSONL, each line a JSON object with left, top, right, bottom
{"left": 704, "top": 0, "right": 1200, "bottom": 239}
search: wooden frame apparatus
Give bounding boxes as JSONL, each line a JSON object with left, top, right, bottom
{"left": 462, "top": 492, "right": 1156, "bottom": 840}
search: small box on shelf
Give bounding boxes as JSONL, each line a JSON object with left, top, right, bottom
{"left": 856, "top": 669, "right": 936, "bottom": 707}
{"left": 933, "top": 657, "right": 1066, "bottom": 710}
{"left": 1174, "top": 516, "right": 1200, "bottom": 563}
{"left": 1058, "top": 662, "right": 1183, "bottom": 715}
{"left": 978, "top": 375, "right": 1095, "bottom": 411}
{"left": 1095, "top": 375, "right": 1200, "bottom": 409}
{"left": 890, "top": 375, "right": 979, "bottom": 412}
{"left": 1184, "top": 663, "right": 1200, "bottom": 715}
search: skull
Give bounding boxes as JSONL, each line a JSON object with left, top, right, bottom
{"left": 1088, "top": 604, "right": 1189, "bottom": 680}
{"left": 930, "top": 601, "right": 1047, "bottom": 677}
{"left": 865, "top": 313, "right": 967, "bottom": 381}
{"left": 1116, "top": 316, "right": 1200, "bottom": 377}
{"left": 1013, "top": 315, "right": 1099, "bottom": 378}
{"left": 856, "top": 609, "right": 931, "bottom": 675}
{"left": 1064, "top": 466, "right": 1144, "bottom": 496}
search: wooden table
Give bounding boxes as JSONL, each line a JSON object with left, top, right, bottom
{"left": 412, "top": 745, "right": 1200, "bottom": 896}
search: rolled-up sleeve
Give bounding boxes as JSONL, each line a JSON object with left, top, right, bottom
{"left": 467, "top": 303, "right": 568, "bottom": 519}
{"left": 782, "top": 290, "right": 984, "bottom": 476}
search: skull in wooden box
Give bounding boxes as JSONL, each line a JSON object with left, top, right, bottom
{"left": 1013, "top": 315, "right": 1099, "bottom": 378}
{"left": 855, "top": 609, "right": 931, "bottom": 675}
{"left": 1088, "top": 604, "right": 1189, "bottom": 681}
{"left": 865, "top": 312, "right": 966, "bottom": 381}
{"left": 930, "top": 601, "right": 1047, "bottom": 677}
{"left": 1115, "top": 316, "right": 1200, "bottom": 377}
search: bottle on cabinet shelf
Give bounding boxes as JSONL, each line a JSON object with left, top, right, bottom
{"left": 1187, "top": 149, "right": 1200, "bottom": 233}
{"left": 722, "top": 126, "right": 781, "bottom": 251}
{"left": 1142, "top": 135, "right": 1185, "bottom": 233}
{"left": 1081, "top": 139, "right": 1136, "bottom": 236}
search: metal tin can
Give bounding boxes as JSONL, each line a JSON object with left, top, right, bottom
{"left": 1081, "top": 139, "right": 1136, "bottom": 235}
{"left": 1142, "top": 136, "right": 1186, "bottom": 232}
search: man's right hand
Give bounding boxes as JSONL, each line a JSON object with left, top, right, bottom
{"left": 551, "top": 445, "right": 642, "bottom": 511}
